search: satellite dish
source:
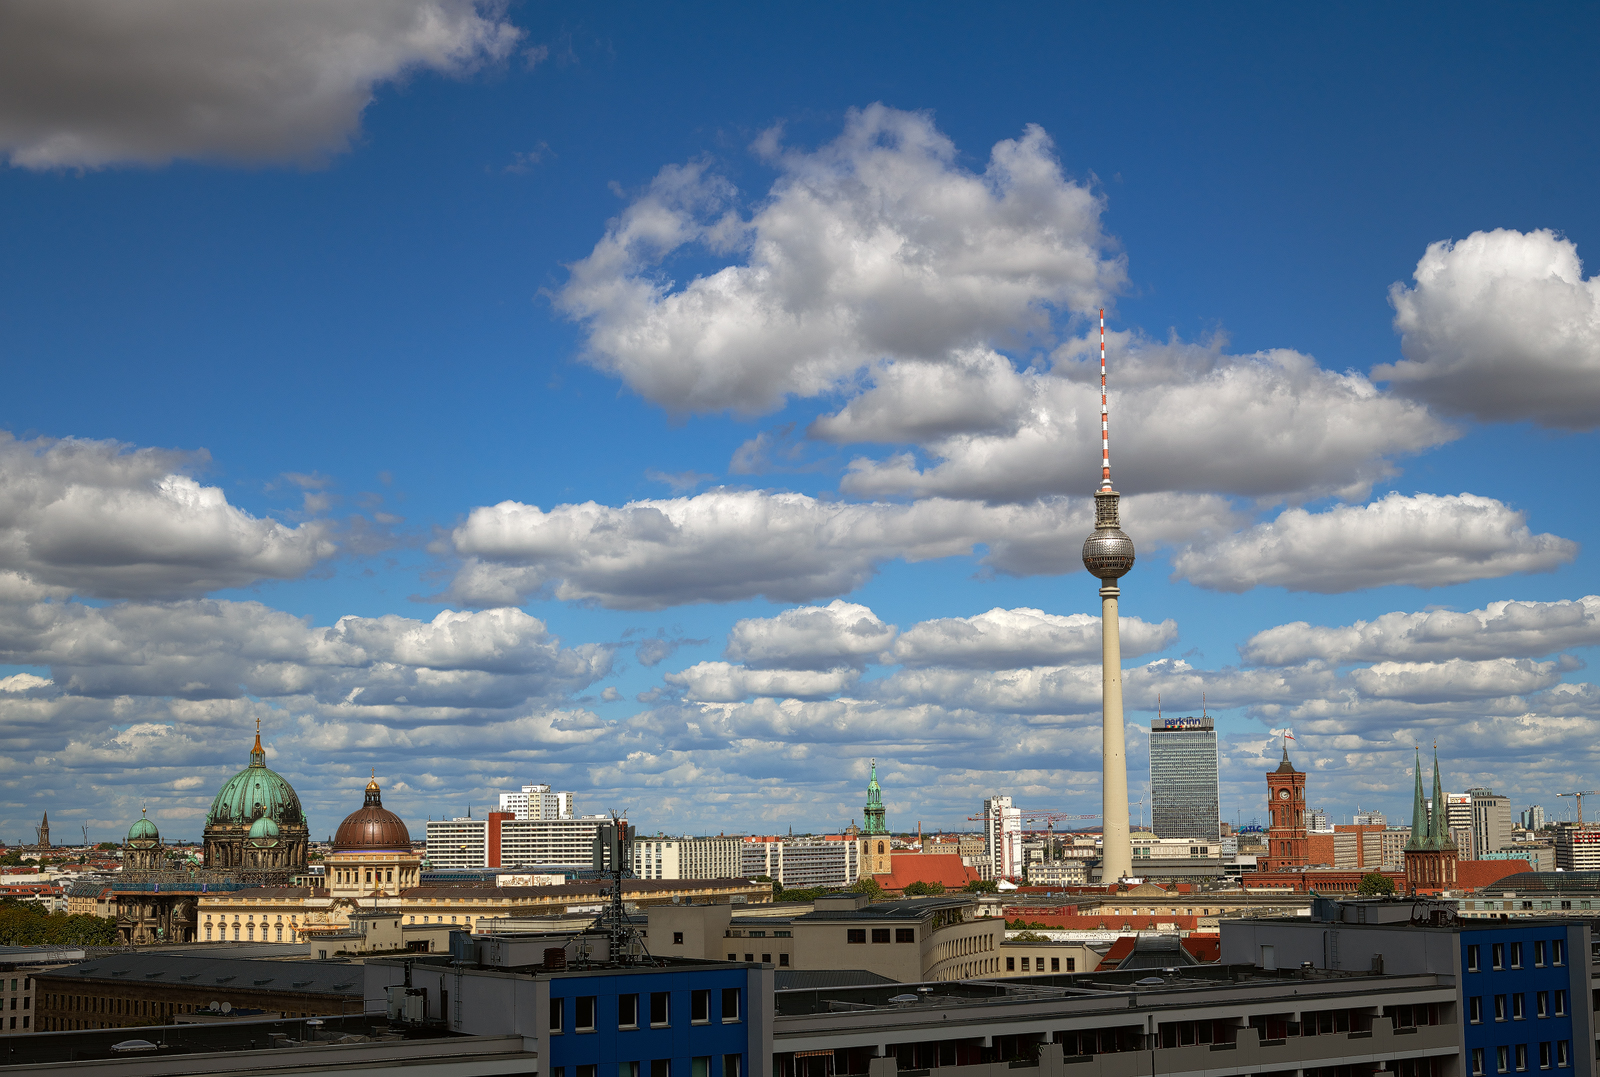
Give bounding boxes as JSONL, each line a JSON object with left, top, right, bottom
{"left": 888, "top": 993, "right": 919, "bottom": 1004}
{"left": 209, "top": 1000, "right": 220, "bottom": 1011}
{"left": 220, "top": 1002, "right": 233, "bottom": 1013}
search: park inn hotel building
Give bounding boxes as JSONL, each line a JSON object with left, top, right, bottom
{"left": 1149, "top": 716, "right": 1221, "bottom": 841}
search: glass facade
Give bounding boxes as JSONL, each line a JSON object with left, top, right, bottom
{"left": 1149, "top": 718, "right": 1220, "bottom": 840}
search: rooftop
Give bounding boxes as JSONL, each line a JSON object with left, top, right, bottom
{"left": 36, "top": 954, "right": 364, "bottom": 995}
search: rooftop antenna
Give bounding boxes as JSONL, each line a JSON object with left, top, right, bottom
{"left": 1157, "top": 693, "right": 1161, "bottom": 720}
{"left": 1202, "top": 690, "right": 1207, "bottom": 719}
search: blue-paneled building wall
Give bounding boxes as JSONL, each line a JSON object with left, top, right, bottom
{"left": 1459, "top": 924, "right": 1587, "bottom": 1077}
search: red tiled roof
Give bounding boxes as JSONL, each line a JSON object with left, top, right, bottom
{"left": 871, "top": 853, "right": 980, "bottom": 891}
{"left": 1101, "top": 936, "right": 1137, "bottom": 966}
{"left": 1457, "top": 860, "right": 1532, "bottom": 891}
{"left": 1182, "top": 936, "right": 1221, "bottom": 962}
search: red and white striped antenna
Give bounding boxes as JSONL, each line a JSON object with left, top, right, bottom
{"left": 1099, "top": 308, "right": 1112, "bottom": 491}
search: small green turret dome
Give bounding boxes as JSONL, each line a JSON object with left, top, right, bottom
{"left": 248, "top": 816, "right": 280, "bottom": 841}
{"left": 127, "top": 811, "right": 160, "bottom": 844}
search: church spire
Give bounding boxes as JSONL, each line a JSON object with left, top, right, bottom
{"left": 1407, "top": 747, "right": 1428, "bottom": 851}
{"left": 862, "top": 759, "right": 888, "bottom": 835}
{"left": 249, "top": 716, "right": 266, "bottom": 767}
{"left": 1429, "top": 744, "right": 1454, "bottom": 849}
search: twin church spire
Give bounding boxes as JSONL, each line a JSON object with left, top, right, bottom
{"left": 1407, "top": 746, "right": 1457, "bottom": 852}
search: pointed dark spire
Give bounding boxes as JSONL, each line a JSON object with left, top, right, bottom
{"left": 1429, "top": 745, "right": 1455, "bottom": 849}
{"left": 1407, "top": 747, "right": 1428, "bottom": 851}
{"left": 249, "top": 715, "right": 266, "bottom": 767}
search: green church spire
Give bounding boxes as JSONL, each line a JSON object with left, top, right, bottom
{"left": 1407, "top": 747, "right": 1428, "bottom": 851}
{"left": 862, "top": 758, "right": 888, "bottom": 835}
{"left": 1429, "top": 745, "right": 1455, "bottom": 849}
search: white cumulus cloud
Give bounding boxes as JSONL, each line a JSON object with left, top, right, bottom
{"left": 1242, "top": 595, "right": 1600, "bottom": 666}
{"left": 724, "top": 600, "right": 896, "bottom": 670}
{"left": 1347, "top": 657, "right": 1568, "bottom": 703}
{"left": 1172, "top": 492, "right": 1576, "bottom": 594}
{"left": 665, "top": 662, "right": 860, "bottom": 703}
{"left": 446, "top": 487, "right": 1241, "bottom": 609}
{"left": 0, "top": 0, "right": 522, "bottom": 169}
{"left": 0, "top": 434, "right": 336, "bottom": 598}
{"left": 827, "top": 338, "right": 1455, "bottom": 503}
{"left": 889, "top": 606, "right": 1176, "bottom": 669}
{"left": 556, "top": 104, "right": 1124, "bottom": 415}
{"left": 1378, "top": 229, "right": 1600, "bottom": 429}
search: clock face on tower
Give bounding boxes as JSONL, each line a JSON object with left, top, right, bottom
{"left": 1278, "top": 789, "right": 1290, "bottom": 799}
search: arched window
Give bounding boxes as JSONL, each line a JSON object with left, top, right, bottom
{"left": 877, "top": 842, "right": 885, "bottom": 854}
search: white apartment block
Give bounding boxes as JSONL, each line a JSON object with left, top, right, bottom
{"left": 425, "top": 815, "right": 614, "bottom": 870}
{"left": 1131, "top": 837, "right": 1221, "bottom": 860}
{"left": 1556, "top": 826, "right": 1600, "bottom": 871}
{"left": 497, "top": 783, "right": 576, "bottom": 821}
{"left": 983, "top": 796, "right": 1022, "bottom": 881}
{"left": 740, "top": 837, "right": 861, "bottom": 888}
{"left": 1025, "top": 860, "right": 1087, "bottom": 886}
{"left": 631, "top": 837, "right": 742, "bottom": 880}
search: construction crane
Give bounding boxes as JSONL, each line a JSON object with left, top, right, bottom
{"left": 1556, "top": 790, "right": 1600, "bottom": 828}
{"left": 966, "top": 809, "right": 1101, "bottom": 862}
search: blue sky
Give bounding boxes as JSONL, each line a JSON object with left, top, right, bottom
{"left": 0, "top": 1, "right": 1597, "bottom": 844}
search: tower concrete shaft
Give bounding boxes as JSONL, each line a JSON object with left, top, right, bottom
{"left": 1098, "top": 579, "right": 1132, "bottom": 881}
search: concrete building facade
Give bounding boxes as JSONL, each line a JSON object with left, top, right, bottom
{"left": 1148, "top": 717, "right": 1220, "bottom": 841}
{"left": 632, "top": 837, "right": 743, "bottom": 880}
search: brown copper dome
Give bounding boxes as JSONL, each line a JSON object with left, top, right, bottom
{"left": 332, "top": 775, "right": 411, "bottom": 851}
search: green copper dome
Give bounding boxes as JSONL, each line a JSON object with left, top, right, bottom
{"left": 127, "top": 813, "right": 160, "bottom": 843}
{"left": 248, "top": 816, "right": 280, "bottom": 841}
{"left": 206, "top": 730, "right": 305, "bottom": 829}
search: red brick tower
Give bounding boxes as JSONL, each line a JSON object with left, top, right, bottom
{"left": 1262, "top": 742, "right": 1308, "bottom": 872}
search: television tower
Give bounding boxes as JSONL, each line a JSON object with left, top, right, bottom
{"left": 1081, "top": 308, "right": 1135, "bottom": 882}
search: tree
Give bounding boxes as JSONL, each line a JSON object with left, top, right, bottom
{"left": 1011, "top": 930, "right": 1050, "bottom": 941}
{"left": 903, "top": 881, "right": 946, "bottom": 896}
{"left": 848, "top": 877, "right": 882, "bottom": 899}
{"left": 963, "top": 879, "right": 999, "bottom": 893}
{"left": 95, "top": 842, "right": 118, "bottom": 851}
{"left": 1357, "top": 872, "right": 1396, "bottom": 896}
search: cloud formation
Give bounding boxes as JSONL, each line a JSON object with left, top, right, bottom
{"left": 446, "top": 487, "right": 1241, "bottom": 609}
{"left": 889, "top": 606, "right": 1176, "bottom": 669}
{"left": 724, "top": 601, "right": 895, "bottom": 670}
{"left": 0, "top": 0, "right": 521, "bottom": 169}
{"left": 557, "top": 105, "right": 1124, "bottom": 415}
{"left": 1379, "top": 229, "right": 1600, "bottom": 429}
{"left": 0, "top": 434, "right": 336, "bottom": 598}
{"left": 1172, "top": 492, "right": 1576, "bottom": 594}
{"left": 1241, "top": 595, "right": 1600, "bottom": 666}
{"left": 826, "top": 339, "right": 1455, "bottom": 503}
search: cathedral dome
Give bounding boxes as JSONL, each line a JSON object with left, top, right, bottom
{"left": 332, "top": 775, "right": 411, "bottom": 852}
{"left": 247, "top": 816, "right": 280, "bottom": 846}
{"left": 127, "top": 812, "right": 160, "bottom": 845}
{"left": 206, "top": 729, "right": 305, "bottom": 829}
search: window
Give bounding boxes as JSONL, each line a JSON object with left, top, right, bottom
{"left": 692, "top": 1058, "right": 710, "bottom": 1077}
{"left": 1471, "top": 997, "right": 1483, "bottom": 1023}
{"left": 1006, "top": 957, "right": 1015, "bottom": 971}
{"left": 895, "top": 928, "right": 915, "bottom": 943}
{"left": 726, "top": 953, "right": 736, "bottom": 961}
{"left": 621, "top": 1065, "right": 639, "bottom": 1077}
{"left": 743, "top": 953, "right": 753, "bottom": 962}
{"left": 673, "top": 932, "right": 684, "bottom": 945}
{"left": 778, "top": 954, "right": 789, "bottom": 967}
{"left": 651, "top": 1062, "right": 670, "bottom": 1077}
{"left": 1021, "top": 957, "right": 1030, "bottom": 971}
{"left": 1539, "top": 1044, "right": 1551, "bottom": 1070}
{"left": 649, "top": 992, "right": 669, "bottom": 1027}
{"left": 1552, "top": 939, "right": 1564, "bottom": 965}
{"left": 619, "top": 994, "right": 638, "bottom": 1028}
{"left": 871, "top": 928, "right": 890, "bottom": 943}
{"left": 1051, "top": 958, "right": 1061, "bottom": 972}
{"left": 1066, "top": 957, "right": 1076, "bottom": 971}
{"left": 1535, "top": 941, "right": 1546, "bottom": 966}
{"left": 1495, "top": 995, "right": 1508, "bottom": 1021}
{"left": 579, "top": 1067, "right": 598, "bottom": 1077}
{"left": 724, "top": 1055, "right": 743, "bottom": 1077}
{"left": 846, "top": 929, "right": 866, "bottom": 944}
{"left": 1468, "top": 945, "right": 1481, "bottom": 971}
{"left": 721, "top": 987, "right": 740, "bottom": 1022}
{"left": 1554, "top": 991, "right": 1566, "bottom": 1016}
{"left": 1493, "top": 943, "right": 1505, "bottom": 969}
{"left": 1473, "top": 1049, "right": 1485, "bottom": 1075}
{"left": 1557, "top": 1041, "right": 1569, "bottom": 1068}
{"left": 1514, "top": 994, "right": 1525, "bottom": 1020}
{"left": 691, "top": 990, "right": 710, "bottom": 1024}
{"left": 1498, "top": 1047, "right": 1510, "bottom": 1074}
{"left": 550, "top": 998, "right": 563, "bottom": 1033}
{"left": 1511, "top": 942, "right": 1523, "bottom": 968}
{"left": 1538, "top": 992, "right": 1549, "bottom": 1018}
{"left": 1516, "top": 1045, "right": 1528, "bottom": 1071}
{"left": 575, "top": 996, "right": 596, "bottom": 1032}
{"left": 760, "top": 953, "right": 771, "bottom": 963}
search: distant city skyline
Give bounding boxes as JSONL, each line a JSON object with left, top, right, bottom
{"left": 0, "top": 3, "right": 1596, "bottom": 842}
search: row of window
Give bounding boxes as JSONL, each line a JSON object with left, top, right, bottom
{"left": 554, "top": 1055, "right": 742, "bottom": 1077}
{"left": 1470, "top": 1042, "right": 1571, "bottom": 1074}
{"left": 1466, "top": 940, "right": 1564, "bottom": 972}
{"left": 4, "top": 1016, "right": 26, "bottom": 1029}
{"left": 2, "top": 979, "right": 30, "bottom": 992}
{"left": 1005, "top": 956, "right": 1075, "bottom": 972}
{"left": 846, "top": 928, "right": 916, "bottom": 944}
{"left": 551, "top": 988, "right": 740, "bottom": 1033}
{"left": 726, "top": 953, "right": 788, "bottom": 966}
{"left": 1469, "top": 992, "right": 1568, "bottom": 1023}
